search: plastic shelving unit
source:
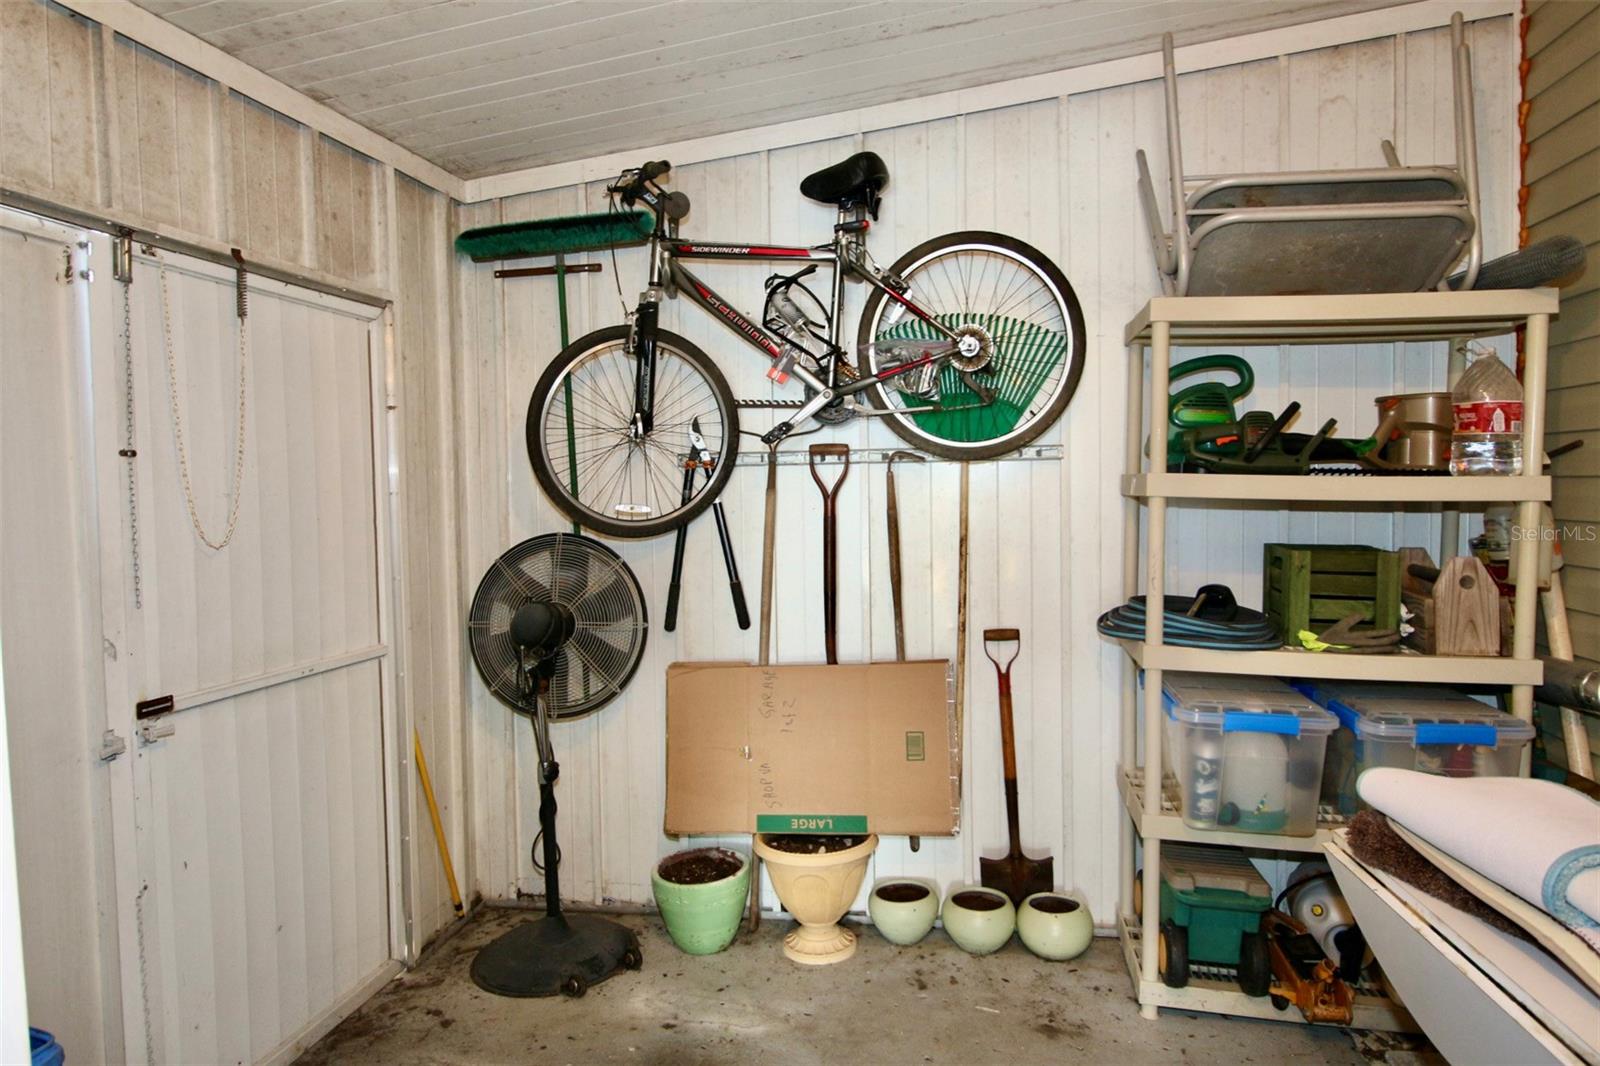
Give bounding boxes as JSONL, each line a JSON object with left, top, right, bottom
{"left": 1117, "top": 288, "right": 1559, "bottom": 1025}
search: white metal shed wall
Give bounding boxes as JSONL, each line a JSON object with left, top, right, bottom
{"left": 454, "top": 16, "right": 1518, "bottom": 922}
{"left": 0, "top": 1, "right": 470, "bottom": 1055}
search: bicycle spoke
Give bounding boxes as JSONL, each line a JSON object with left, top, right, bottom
{"left": 536, "top": 337, "right": 732, "bottom": 530}
{"left": 864, "top": 238, "right": 1080, "bottom": 454}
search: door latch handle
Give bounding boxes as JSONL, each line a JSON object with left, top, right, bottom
{"left": 136, "top": 719, "right": 174, "bottom": 745}
{"left": 99, "top": 730, "right": 127, "bottom": 762}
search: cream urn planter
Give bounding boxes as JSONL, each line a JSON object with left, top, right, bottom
{"left": 1016, "top": 892, "right": 1093, "bottom": 961}
{"left": 868, "top": 880, "right": 939, "bottom": 946}
{"left": 753, "top": 833, "right": 878, "bottom": 965}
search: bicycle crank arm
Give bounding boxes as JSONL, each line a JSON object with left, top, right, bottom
{"left": 759, "top": 386, "right": 838, "bottom": 445}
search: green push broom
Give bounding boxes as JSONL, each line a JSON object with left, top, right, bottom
{"left": 456, "top": 209, "right": 655, "bottom": 531}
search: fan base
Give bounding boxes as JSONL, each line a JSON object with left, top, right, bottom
{"left": 470, "top": 913, "right": 641, "bottom": 998}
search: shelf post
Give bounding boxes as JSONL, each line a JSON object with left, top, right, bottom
{"left": 1509, "top": 313, "right": 1550, "bottom": 770}
{"left": 1439, "top": 336, "right": 1468, "bottom": 560}
{"left": 1120, "top": 342, "right": 1145, "bottom": 928}
{"left": 1138, "top": 321, "right": 1172, "bottom": 1018}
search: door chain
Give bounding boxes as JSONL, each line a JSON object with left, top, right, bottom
{"left": 117, "top": 234, "right": 143, "bottom": 608}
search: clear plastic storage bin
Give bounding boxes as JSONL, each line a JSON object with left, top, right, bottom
{"left": 1159, "top": 673, "right": 1338, "bottom": 836}
{"left": 1292, "top": 681, "right": 1535, "bottom": 815}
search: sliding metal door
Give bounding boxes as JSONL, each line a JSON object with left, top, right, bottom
{"left": 91, "top": 243, "right": 399, "bottom": 1065}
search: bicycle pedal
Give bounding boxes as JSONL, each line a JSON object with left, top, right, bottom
{"left": 759, "top": 422, "right": 795, "bottom": 446}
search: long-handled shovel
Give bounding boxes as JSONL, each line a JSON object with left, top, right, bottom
{"left": 979, "top": 628, "right": 1053, "bottom": 906}
{"left": 886, "top": 450, "right": 925, "bottom": 850}
{"left": 808, "top": 443, "right": 851, "bottom": 665}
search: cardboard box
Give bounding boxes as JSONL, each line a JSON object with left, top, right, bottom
{"left": 664, "top": 660, "right": 959, "bottom": 837}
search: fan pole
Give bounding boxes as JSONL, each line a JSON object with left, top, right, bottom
{"left": 533, "top": 696, "right": 564, "bottom": 919}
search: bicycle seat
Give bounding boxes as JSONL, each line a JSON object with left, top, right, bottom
{"left": 800, "top": 151, "right": 888, "bottom": 215}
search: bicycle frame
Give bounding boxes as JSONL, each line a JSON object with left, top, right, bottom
{"left": 627, "top": 196, "right": 960, "bottom": 442}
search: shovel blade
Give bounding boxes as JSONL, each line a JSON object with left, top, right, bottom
{"left": 980, "top": 853, "right": 1055, "bottom": 908}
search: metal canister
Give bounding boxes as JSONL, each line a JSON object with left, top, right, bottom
{"left": 1373, "top": 391, "right": 1452, "bottom": 470}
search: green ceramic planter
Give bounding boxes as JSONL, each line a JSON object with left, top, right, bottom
{"left": 940, "top": 886, "right": 1016, "bottom": 955}
{"left": 1017, "top": 892, "right": 1093, "bottom": 961}
{"left": 652, "top": 847, "right": 750, "bottom": 956}
{"left": 869, "top": 880, "right": 940, "bottom": 946}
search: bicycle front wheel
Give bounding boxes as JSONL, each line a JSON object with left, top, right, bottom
{"left": 858, "top": 231, "right": 1086, "bottom": 460}
{"left": 527, "top": 325, "right": 739, "bottom": 538}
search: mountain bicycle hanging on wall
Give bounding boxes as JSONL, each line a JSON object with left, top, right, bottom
{"left": 523, "top": 153, "right": 1087, "bottom": 538}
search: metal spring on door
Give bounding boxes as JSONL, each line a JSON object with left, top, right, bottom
{"left": 230, "top": 248, "right": 248, "bottom": 319}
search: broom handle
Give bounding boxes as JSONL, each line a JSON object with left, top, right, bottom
{"left": 759, "top": 447, "right": 778, "bottom": 665}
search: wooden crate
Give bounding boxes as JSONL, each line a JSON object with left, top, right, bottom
{"left": 1263, "top": 543, "right": 1402, "bottom": 644}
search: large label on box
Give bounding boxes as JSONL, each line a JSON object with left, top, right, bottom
{"left": 755, "top": 814, "right": 870, "bottom": 833}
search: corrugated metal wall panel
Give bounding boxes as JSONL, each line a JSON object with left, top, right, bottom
{"left": 116, "top": 252, "right": 391, "bottom": 1065}
{"left": 0, "top": 0, "right": 472, "bottom": 993}
{"left": 394, "top": 174, "right": 470, "bottom": 944}
{"left": 456, "top": 18, "right": 1519, "bottom": 920}
{"left": 0, "top": 213, "right": 122, "bottom": 1066}
{"left": 0, "top": 0, "right": 390, "bottom": 294}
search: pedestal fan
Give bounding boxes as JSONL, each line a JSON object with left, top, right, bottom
{"left": 466, "top": 532, "right": 649, "bottom": 997}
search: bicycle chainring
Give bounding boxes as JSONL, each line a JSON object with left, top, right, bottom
{"left": 806, "top": 356, "right": 859, "bottom": 423}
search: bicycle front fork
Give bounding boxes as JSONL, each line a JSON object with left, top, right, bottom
{"left": 630, "top": 296, "right": 661, "bottom": 435}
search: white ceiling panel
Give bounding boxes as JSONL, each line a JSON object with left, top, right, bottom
{"left": 132, "top": 0, "right": 1411, "bottom": 179}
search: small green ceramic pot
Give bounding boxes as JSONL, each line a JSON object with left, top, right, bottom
{"left": 1017, "top": 892, "right": 1093, "bottom": 961}
{"left": 652, "top": 847, "right": 750, "bottom": 956}
{"left": 868, "top": 880, "right": 939, "bottom": 946}
{"left": 940, "top": 886, "right": 1016, "bottom": 955}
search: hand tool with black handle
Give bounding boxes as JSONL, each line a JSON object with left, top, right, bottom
{"left": 711, "top": 491, "right": 750, "bottom": 630}
{"left": 662, "top": 464, "right": 696, "bottom": 632}
{"left": 663, "top": 417, "right": 749, "bottom": 632}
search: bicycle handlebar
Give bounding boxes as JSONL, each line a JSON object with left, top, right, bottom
{"left": 609, "top": 160, "right": 673, "bottom": 207}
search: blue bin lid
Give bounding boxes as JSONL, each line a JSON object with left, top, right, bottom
{"left": 1160, "top": 672, "right": 1337, "bottom": 738}
{"left": 1295, "top": 680, "right": 1533, "bottom": 748}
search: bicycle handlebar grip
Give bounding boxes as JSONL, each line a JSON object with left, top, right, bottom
{"left": 640, "top": 160, "right": 671, "bottom": 181}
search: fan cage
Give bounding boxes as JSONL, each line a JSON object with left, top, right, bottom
{"left": 468, "top": 533, "right": 648, "bottom": 721}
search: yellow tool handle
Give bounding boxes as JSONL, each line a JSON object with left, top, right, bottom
{"left": 414, "top": 727, "right": 464, "bottom": 916}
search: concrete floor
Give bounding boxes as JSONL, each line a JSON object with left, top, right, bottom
{"left": 298, "top": 905, "right": 1372, "bottom": 1065}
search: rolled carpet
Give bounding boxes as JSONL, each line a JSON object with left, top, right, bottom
{"left": 1347, "top": 809, "right": 1532, "bottom": 943}
{"left": 1358, "top": 768, "right": 1600, "bottom": 953}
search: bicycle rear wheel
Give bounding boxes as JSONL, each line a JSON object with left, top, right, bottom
{"left": 858, "top": 231, "right": 1085, "bottom": 460}
{"left": 527, "top": 325, "right": 739, "bottom": 538}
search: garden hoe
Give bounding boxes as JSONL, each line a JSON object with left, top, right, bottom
{"left": 979, "top": 628, "right": 1053, "bottom": 906}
